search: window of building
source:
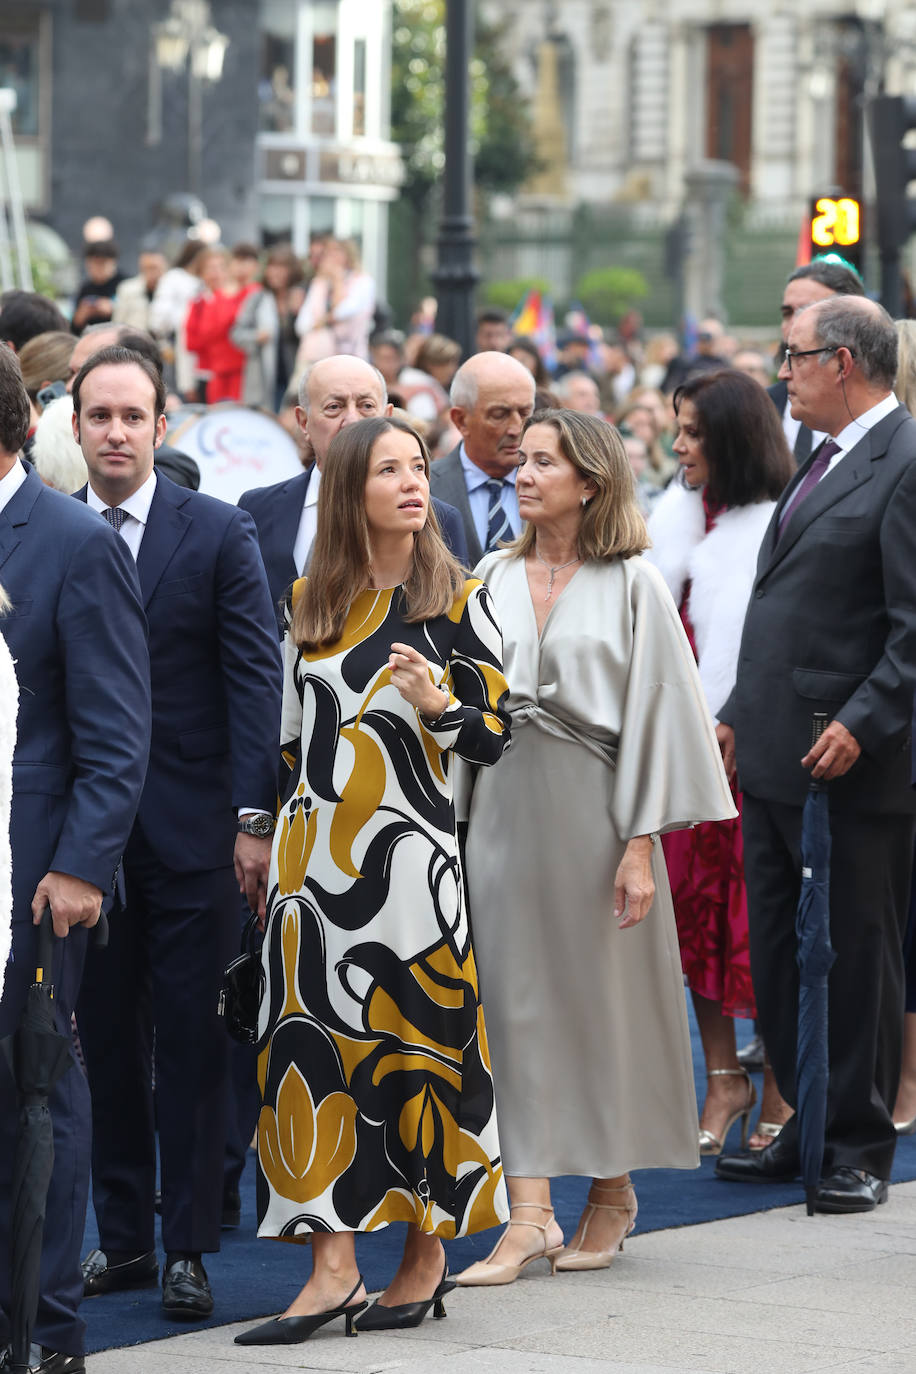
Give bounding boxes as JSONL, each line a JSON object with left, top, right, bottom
{"left": 260, "top": 0, "right": 297, "bottom": 133}
{"left": 0, "top": 11, "right": 41, "bottom": 136}
{"left": 311, "top": 1, "right": 337, "bottom": 136}
{"left": 705, "top": 24, "right": 753, "bottom": 196}
{"left": 260, "top": 193, "right": 295, "bottom": 246}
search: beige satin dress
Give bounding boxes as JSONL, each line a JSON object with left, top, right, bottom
{"left": 465, "top": 552, "right": 736, "bottom": 1178}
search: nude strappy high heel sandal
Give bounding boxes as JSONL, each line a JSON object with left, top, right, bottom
{"left": 455, "top": 1204, "right": 564, "bottom": 1287}
{"left": 555, "top": 1179, "right": 637, "bottom": 1272}
{"left": 698, "top": 1067, "right": 756, "bottom": 1156}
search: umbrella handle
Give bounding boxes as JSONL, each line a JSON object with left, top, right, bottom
{"left": 36, "top": 906, "right": 55, "bottom": 989}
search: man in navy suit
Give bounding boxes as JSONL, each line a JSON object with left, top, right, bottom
{"left": 240, "top": 355, "right": 469, "bottom": 630}
{"left": 71, "top": 347, "right": 282, "bottom": 1319}
{"left": 0, "top": 345, "right": 151, "bottom": 1372}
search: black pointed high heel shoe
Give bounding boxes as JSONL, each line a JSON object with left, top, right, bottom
{"left": 354, "top": 1260, "right": 456, "bottom": 1332}
{"left": 233, "top": 1275, "right": 368, "bottom": 1344}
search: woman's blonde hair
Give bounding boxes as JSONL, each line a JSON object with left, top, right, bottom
{"left": 292, "top": 415, "right": 466, "bottom": 650}
{"left": 895, "top": 319, "right": 916, "bottom": 416}
{"left": 510, "top": 409, "right": 649, "bottom": 562}
{"left": 19, "top": 331, "right": 77, "bottom": 403}
{"left": 0, "top": 584, "right": 8, "bottom": 614}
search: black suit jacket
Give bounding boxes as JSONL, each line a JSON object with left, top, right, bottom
{"left": 720, "top": 404, "right": 916, "bottom": 813}
{"left": 767, "top": 380, "right": 812, "bottom": 465}
{"left": 240, "top": 467, "right": 471, "bottom": 630}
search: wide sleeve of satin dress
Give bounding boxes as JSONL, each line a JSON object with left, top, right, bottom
{"left": 256, "top": 578, "right": 512, "bottom": 1240}
{"left": 465, "top": 551, "right": 735, "bottom": 1179}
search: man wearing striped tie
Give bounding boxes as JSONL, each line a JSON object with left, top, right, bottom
{"left": 430, "top": 351, "right": 536, "bottom": 566}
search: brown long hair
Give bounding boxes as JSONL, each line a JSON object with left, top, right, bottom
{"left": 511, "top": 409, "right": 649, "bottom": 562}
{"left": 292, "top": 415, "right": 466, "bottom": 649}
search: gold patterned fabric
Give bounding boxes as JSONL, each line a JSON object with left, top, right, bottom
{"left": 256, "top": 579, "right": 511, "bottom": 1239}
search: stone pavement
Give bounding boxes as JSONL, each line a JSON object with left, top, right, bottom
{"left": 84, "top": 1182, "right": 916, "bottom": 1374}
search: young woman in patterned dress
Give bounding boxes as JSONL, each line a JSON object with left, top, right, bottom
{"left": 236, "top": 416, "right": 511, "bottom": 1346}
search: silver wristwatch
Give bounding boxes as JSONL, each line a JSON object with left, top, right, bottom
{"left": 237, "top": 812, "right": 276, "bottom": 837}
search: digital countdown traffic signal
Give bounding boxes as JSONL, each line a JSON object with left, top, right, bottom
{"left": 808, "top": 196, "right": 864, "bottom": 273}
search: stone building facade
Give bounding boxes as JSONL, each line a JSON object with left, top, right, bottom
{"left": 480, "top": 1, "right": 916, "bottom": 322}
{"left": 485, "top": 0, "right": 916, "bottom": 219}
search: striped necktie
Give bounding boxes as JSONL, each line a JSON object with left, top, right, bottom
{"left": 102, "top": 506, "right": 126, "bottom": 532}
{"left": 484, "top": 479, "right": 512, "bottom": 552}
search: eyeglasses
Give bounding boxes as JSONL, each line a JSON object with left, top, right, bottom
{"left": 782, "top": 345, "right": 855, "bottom": 370}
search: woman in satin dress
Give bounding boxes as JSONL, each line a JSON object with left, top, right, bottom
{"left": 457, "top": 410, "right": 735, "bottom": 1286}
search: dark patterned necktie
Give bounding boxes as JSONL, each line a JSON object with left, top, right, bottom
{"left": 102, "top": 506, "right": 126, "bottom": 532}
{"left": 484, "top": 479, "right": 512, "bottom": 551}
{"left": 777, "top": 439, "right": 840, "bottom": 537}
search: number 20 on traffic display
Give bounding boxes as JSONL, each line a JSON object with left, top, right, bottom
{"left": 809, "top": 196, "right": 863, "bottom": 270}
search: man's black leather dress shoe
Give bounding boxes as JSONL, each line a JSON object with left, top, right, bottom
{"left": 1, "top": 1346, "right": 85, "bottom": 1372}
{"left": 715, "top": 1137, "right": 800, "bottom": 1183}
{"left": 814, "top": 1167, "right": 888, "bottom": 1213}
{"left": 81, "top": 1248, "right": 158, "bottom": 1297}
{"left": 162, "top": 1257, "right": 213, "bottom": 1320}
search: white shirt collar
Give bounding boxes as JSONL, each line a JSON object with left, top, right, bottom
{"left": 0, "top": 457, "right": 27, "bottom": 517}
{"left": 304, "top": 465, "right": 321, "bottom": 508}
{"left": 833, "top": 392, "right": 900, "bottom": 454}
{"left": 458, "top": 441, "right": 517, "bottom": 489}
{"left": 87, "top": 467, "right": 158, "bottom": 525}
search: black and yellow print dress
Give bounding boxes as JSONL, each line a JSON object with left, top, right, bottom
{"left": 256, "top": 578, "right": 511, "bottom": 1240}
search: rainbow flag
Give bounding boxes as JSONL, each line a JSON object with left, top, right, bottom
{"left": 510, "top": 289, "right": 557, "bottom": 372}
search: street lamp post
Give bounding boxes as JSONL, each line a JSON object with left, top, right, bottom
{"left": 431, "top": 0, "right": 479, "bottom": 360}
{"left": 153, "top": 0, "right": 229, "bottom": 197}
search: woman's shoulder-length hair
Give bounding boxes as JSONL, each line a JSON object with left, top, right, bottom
{"left": 291, "top": 414, "right": 466, "bottom": 650}
{"left": 510, "top": 408, "right": 649, "bottom": 562}
{"left": 673, "top": 369, "right": 794, "bottom": 506}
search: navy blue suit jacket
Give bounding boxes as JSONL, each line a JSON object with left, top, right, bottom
{"left": 1, "top": 463, "right": 151, "bottom": 904}
{"left": 78, "top": 472, "right": 282, "bottom": 872}
{"left": 239, "top": 468, "right": 471, "bottom": 629}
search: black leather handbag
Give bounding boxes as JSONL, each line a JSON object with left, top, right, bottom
{"left": 218, "top": 915, "right": 263, "bottom": 1045}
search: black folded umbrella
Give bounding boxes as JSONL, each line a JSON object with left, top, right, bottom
{"left": 795, "top": 715, "right": 837, "bottom": 1215}
{"left": 0, "top": 908, "right": 73, "bottom": 1370}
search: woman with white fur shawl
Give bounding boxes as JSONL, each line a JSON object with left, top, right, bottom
{"left": 646, "top": 369, "right": 794, "bottom": 1158}
{"left": 0, "top": 590, "right": 17, "bottom": 1003}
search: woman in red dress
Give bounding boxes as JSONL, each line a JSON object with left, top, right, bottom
{"left": 184, "top": 247, "right": 257, "bottom": 403}
{"left": 647, "top": 370, "right": 795, "bottom": 1155}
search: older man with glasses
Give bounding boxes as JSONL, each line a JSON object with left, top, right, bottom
{"left": 768, "top": 260, "right": 865, "bottom": 465}
{"left": 715, "top": 295, "right": 916, "bottom": 1214}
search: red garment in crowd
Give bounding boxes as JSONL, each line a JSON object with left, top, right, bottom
{"left": 661, "top": 492, "right": 757, "bottom": 1019}
{"left": 185, "top": 285, "right": 258, "bottom": 403}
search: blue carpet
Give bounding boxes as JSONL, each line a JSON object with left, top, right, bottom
{"left": 81, "top": 1010, "right": 916, "bottom": 1353}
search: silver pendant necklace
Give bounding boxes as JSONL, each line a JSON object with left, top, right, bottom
{"left": 534, "top": 547, "right": 580, "bottom": 601}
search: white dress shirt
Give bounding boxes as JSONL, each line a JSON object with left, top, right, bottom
{"left": 0, "top": 458, "right": 27, "bottom": 516}
{"left": 824, "top": 391, "right": 900, "bottom": 474}
{"left": 292, "top": 467, "right": 321, "bottom": 575}
{"left": 86, "top": 469, "right": 158, "bottom": 560}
